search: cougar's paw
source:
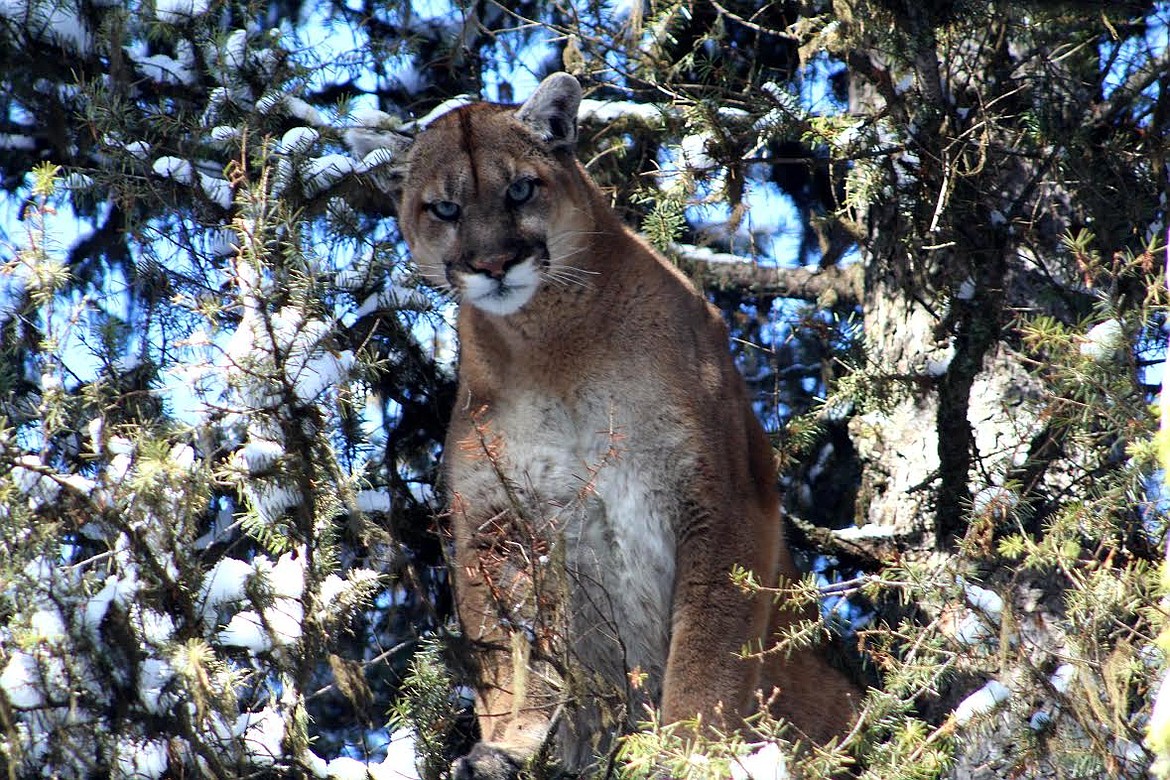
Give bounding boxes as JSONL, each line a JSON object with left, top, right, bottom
{"left": 451, "top": 742, "right": 525, "bottom": 780}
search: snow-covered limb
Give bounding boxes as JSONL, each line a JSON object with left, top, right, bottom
{"left": 279, "top": 126, "right": 320, "bottom": 155}
{"left": 408, "top": 95, "right": 476, "bottom": 130}
{"left": 749, "top": 82, "right": 802, "bottom": 155}
{"left": 343, "top": 109, "right": 411, "bottom": 164}
{"left": 0, "top": 132, "right": 37, "bottom": 150}
{"left": 672, "top": 244, "right": 862, "bottom": 305}
{"left": 830, "top": 523, "right": 899, "bottom": 541}
{"left": 355, "top": 285, "right": 434, "bottom": 317}
{"left": 578, "top": 97, "right": 668, "bottom": 124}
{"left": 127, "top": 42, "right": 198, "bottom": 87}
{"left": 239, "top": 437, "right": 284, "bottom": 473}
{"left": 152, "top": 155, "right": 234, "bottom": 209}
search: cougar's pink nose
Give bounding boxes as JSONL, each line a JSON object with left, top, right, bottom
{"left": 468, "top": 253, "right": 522, "bottom": 279}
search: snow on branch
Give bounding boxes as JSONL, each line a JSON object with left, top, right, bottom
{"left": 672, "top": 244, "right": 862, "bottom": 306}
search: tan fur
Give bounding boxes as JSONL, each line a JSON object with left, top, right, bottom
{"left": 392, "top": 74, "right": 859, "bottom": 778}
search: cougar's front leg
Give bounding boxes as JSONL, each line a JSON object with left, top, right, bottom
{"left": 447, "top": 483, "right": 567, "bottom": 780}
{"left": 660, "top": 492, "right": 782, "bottom": 731}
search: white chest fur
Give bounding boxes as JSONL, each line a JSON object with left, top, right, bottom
{"left": 487, "top": 390, "right": 679, "bottom": 691}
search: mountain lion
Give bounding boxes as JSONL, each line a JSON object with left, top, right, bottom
{"left": 379, "top": 73, "right": 859, "bottom": 778}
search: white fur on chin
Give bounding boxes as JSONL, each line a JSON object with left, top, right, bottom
{"left": 458, "top": 258, "right": 542, "bottom": 316}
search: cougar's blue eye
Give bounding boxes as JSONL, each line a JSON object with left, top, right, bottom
{"left": 506, "top": 178, "right": 536, "bottom": 205}
{"left": 429, "top": 201, "right": 461, "bottom": 221}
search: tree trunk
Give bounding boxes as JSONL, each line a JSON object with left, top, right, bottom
{"left": 835, "top": 3, "right": 1163, "bottom": 776}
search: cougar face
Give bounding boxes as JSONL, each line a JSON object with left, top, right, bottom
{"left": 397, "top": 104, "right": 572, "bottom": 316}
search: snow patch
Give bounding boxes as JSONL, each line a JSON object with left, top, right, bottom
{"left": 831, "top": 523, "right": 898, "bottom": 540}
{"left": 138, "top": 609, "right": 176, "bottom": 646}
{"left": 924, "top": 347, "right": 954, "bottom": 376}
{"left": 123, "top": 140, "right": 151, "bottom": 159}
{"left": 82, "top": 573, "right": 141, "bottom": 637}
{"left": 317, "top": 574, "right": 349, "bottom": 612}
{"left": 286, "top": 96, "right": 324, "bottom": 125}
{"left": 335, "top": 267, "right": 371, "bottom": 291}
{"left": 152, "top": 156, "right": 194, "bottom": 185}
{"left": 0, "top": 0, "right": 93, "bottom": 51}
{"left": 279, "top": 126, "right": 319, "bottom": 155}
{"left": 138, "top": 658, "right": 175, "bottom": 715}
{"left": 263, "top": 550, "right": 306, "bottom": 600}
{"left": 30, "top": 608, "right": 67, "bottom": 641}
{"left": 220, "top": 599, "right": 300, "bottom": 650}
{"left": 731, "top": 742, "right": 789, "bottom": 780}
{"left": 972, "top": 486, "right": 1018, "bottom": 518}
{"left": 129, "top": 49, "right": 197, "bottom": 86}
{"left": 237, "top": 707, "right": 286, "bottom": 765}
{"left": 954, "top": 680, "right": 1011, "bottom": 725}
{"left": 11, "top": 454, "right": 61, "bottom": 509}
{"left": 959, "top": 577, "right": 1004, "bottom": 618}
{"left": 59, "top": 473, "right": 98, "bottom": 496}
{"left": 113, "top": 736, "right": 169, "bottom": 779}
{"left": 63, "top": 172, "right": 94, "bottom": 190}
{"left": 199, "top": 557, "right": 254, "bottom": 613}
{"left": 218, "top": 610, "right": 272, "bottom": 652}
{"left": 257, "top": 92, "right": 324, "bottom": 125}
{"left": 0, "top": 133, "right": 37, "bottom": 150}
{"left": 0, "top": 652, "right": 66, "bottom": 709}
{"left": 208, "top": 229, "right": 238, "bottom": 256}
{"left": 302, "top": 154, "right": 360, "bottom": 196}
{"left": 199, "top": 172, "right": 234, "bottom": 209}
{"left": 170, "top": 443, "right": 196, "bottom": 471}
{"left": 380, "top": 730, "right": 423, "bottom": 779}
{"left": 1079, "top": 318, "right": 1125, "bottom": 362}
{"left": 210, "top": 125, "right": 240, "bottom": 144}
{"left": 240, "top": 438, "right": 284, "bottom": 473}
{"left": 1050, "top": 663, "right": 1076, "bottom": 694}
{"left": 679, "top": 133, "right": 715, "bottom": 172}
{"left": 317, "top": 569, "right": 380, "bottom": 618}
{"left": 1148, "top": 670, "right": 1170, "bottom": 758}
{"left": 245, "top": 482, "right": 302, "bottom": 522}
{"left": 289, "top": 349, "right": 354, "bottom": 403}
{"left": 355, "top": 489, "right": 392, "bottom": 513}
{"left": 154, "top": 0, "right": 209, "bottom": 24}
{"left": 221, "top": 28, "right": 247, "bottom": 71}
{"left": 325, "top": 757, "right": 371, "bottom": 780}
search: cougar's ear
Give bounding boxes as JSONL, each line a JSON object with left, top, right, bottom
{"left": 343, "top": 119, "right": 413, "bottom": 213}
{"left": 516, "top": 72, "right": 582, "bottom": 153}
